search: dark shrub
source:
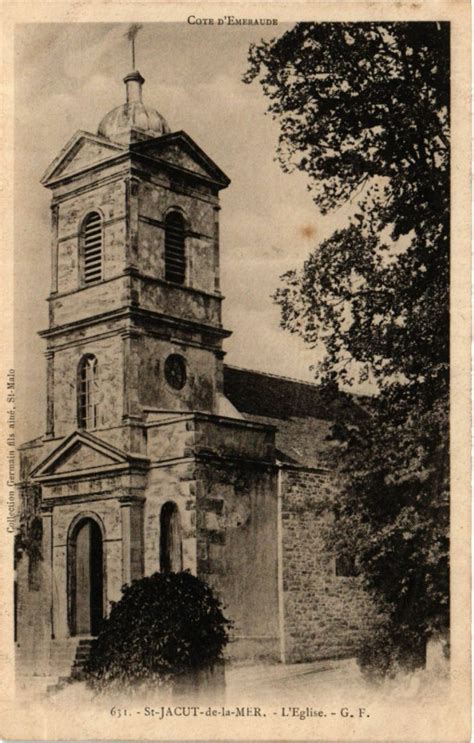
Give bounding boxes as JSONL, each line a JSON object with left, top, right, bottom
{"left": 85, "top": 571, "right": 231, "bottom": 693}
{"left": 357, "top": 619, "right": 427, "bottom": 683}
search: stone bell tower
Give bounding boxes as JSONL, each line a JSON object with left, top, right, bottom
{"left": 16, "top": 35, "right": 375, "bottom": 679}
{"left": 40, "top": 68, "right": 231, "bottom": 455}
{"left": 17, "top": 60, "right": 281, "bottom": 674}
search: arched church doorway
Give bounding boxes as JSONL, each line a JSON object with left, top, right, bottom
{"left": 69, "top": 517, "right": 104, "bottom": 636}
{"left": 160, "top": 502, "right": 183, "bottom": 573}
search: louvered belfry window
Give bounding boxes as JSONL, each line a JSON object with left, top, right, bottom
{"left": 164, "top": 212, "right": 186, "bottom": 284}
{"left": 82, "top": 211, "right": 103, "bottom": 284}
{"left": 77, "top": 355, "right": 99, "bottom": 430}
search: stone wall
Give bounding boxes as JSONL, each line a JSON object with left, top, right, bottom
{"left": 49, "top": 275, "right": 130, "bottom": 327}
{"left": 195, "top": 459, "right": 280, "bottom": 662}
{"left": 15, "top": 552, "right": 52, "bottom": 676}
{"left": 56, "top": 178, "right": 127, "bottom": 294}
{"left": 146, "top": 414, "right": 280, "bottom": 660}
{"left": 137, "top": 179, "right": 219, "bottom": 295}
{"left": 48, "top": 498, "right": 123, "bottom": 639}
{"left": 52, "top": 332, "right": 124, "bottom": 437}
{"left": 15, "top": 480, "right": 52, "bottom": 675}
{"left": 135, "top": 335, "right": 219, "bottom": 414}
{"left": 19, "top": 440, "right": 50, "bottom": 480}
{"left": 137, "top": 277, "right": 222, "bottom": 326}
{"left": 147, "top": 413, "right": 275, "bottom": 462}
{"left": 281, "top": 467, "right": 373, "bottom": 663}
{"left": 143, "top": 461, "right": 197, "bottom": 577}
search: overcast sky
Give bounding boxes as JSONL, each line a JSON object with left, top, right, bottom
{"left": 15, "top": 22, "right": 355, "bottom": 443}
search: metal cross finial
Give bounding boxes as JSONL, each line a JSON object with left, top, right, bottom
{"left": 125, "top": 23, "right": 143, "bottom": 70}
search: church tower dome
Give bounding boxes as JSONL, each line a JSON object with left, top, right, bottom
{"left": 98, "top": 70, "right": 171, "bottom": 145}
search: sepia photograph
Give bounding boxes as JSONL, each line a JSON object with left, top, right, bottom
{"left": 1, "top": 3, "right": 470, "bottom": 740}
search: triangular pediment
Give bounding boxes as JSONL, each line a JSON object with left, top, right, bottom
{"left": 31, "top": 430, "right": 147, "bottom": 481}
{"left": 133, "top": 131, "right": 230, "bottom": 189}
{"left": 41, "top": 131, "right": 126, "bottom": 187}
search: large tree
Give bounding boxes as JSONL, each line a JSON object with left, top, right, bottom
{"left": 245, "top": 22, "right": 449, "bottom": 673}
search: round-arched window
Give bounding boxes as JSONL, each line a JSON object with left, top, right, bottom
{"left": 160, "top": 502, "right": 183, "bottom": 573}
{"left": 77, "top": 354, "right": 99, "bottom": 429}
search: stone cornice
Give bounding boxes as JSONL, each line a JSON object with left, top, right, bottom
{"left": 144, "top": 449, "right": 277, "bottom": 472}
{"left": 130, "top": 268, "right": 223, "bottom": 301}
{"left": 46, "top": 152, "right": 129, "bottom": 191}
{"left": 41, "top": 504, "right": 54, "bottom": 514}
{"left": 147, "top": 453, "right": 330, "bottom": 475}
{"left": 41, "top": 492, "right": 137, "bottom": 507}
{"left": 130, "top": 166, "right": 219, "bottom": 207}
{"left": 46, "top": 269, "right": 224, "bottom": 304}
{"left": 276, "top": 461, "right": 331, "bottom": 475}
{"left": 40, "top": 306, "right": 231, "bottom": 342}
{"left": 144, "top": 410, "right": 276, "bottom": 434}
{"left": 51, "top": 169, "right": 129, "bottom": 205}
{"left": 118, "top": 495, "right": 146, "bottom": 506}
{"left": 35, "top": 461, "right": 149, "bottom": 485}
{"left": 131, "top": 131, "right": 230, "bottom": 188}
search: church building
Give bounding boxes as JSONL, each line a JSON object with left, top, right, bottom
{"left": 16, "top": 67, "right": 371, "bottom": 682}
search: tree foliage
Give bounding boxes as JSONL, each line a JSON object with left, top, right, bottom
{"left": 245, "top": 22, "right": 449, "bottom": 672}
{"left": 85, "top": 571, "right": 231, "bottom": 694}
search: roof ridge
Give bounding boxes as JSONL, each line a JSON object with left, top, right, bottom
{"left": 224, "top": 363, "right": 321, "bottom": 389}
{"left": 224, "top": 363, "right": 373, "bottom": 400}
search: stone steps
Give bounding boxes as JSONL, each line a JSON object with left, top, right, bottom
{"left": 71, "top": 639, "right": 93, "bottom": 680}
{"left": 49, "top": 638, "right": 80, "bottom": 676}
{"left": 47, "top": 637, "right": 94, "bottom": 695}
{"left": 46, "top": 676, "right": 74, "bottom": 696}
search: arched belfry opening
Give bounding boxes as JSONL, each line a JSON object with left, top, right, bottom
{"left": 80, "top": 211, "right": 103, "bottom": 285}
{"left": 68, "top": 517, "right": 105, "bottom": 636}
{"left": 160, "top": 502, "right": 183, "bottom": 573}
{"left": 164, "top": 211, "right": 186, "bottom": 285}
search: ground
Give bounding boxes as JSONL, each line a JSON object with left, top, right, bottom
{"left": 17, "top": 655, "right": 449, "bottom": 707}
{"left": 12, "top": 654, "right": 450, "bottom": 741}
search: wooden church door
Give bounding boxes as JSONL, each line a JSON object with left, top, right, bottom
{"left": 73, "top": 518, "right": 104, "bottom": 636}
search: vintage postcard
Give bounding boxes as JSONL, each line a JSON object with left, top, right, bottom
{"left": 0, "top": 1, "right": 471, "bottom": 740}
